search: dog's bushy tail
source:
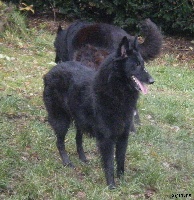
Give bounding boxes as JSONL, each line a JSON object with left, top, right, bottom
{"left": 139, "top": 19, "right": 163, "bottom": 62}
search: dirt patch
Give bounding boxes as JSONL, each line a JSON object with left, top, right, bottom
{"left": 29, "top": 14, "right": 70, "bottom": 34}
{"left": 163, "top": 36, "right": 194, "bottom": 62}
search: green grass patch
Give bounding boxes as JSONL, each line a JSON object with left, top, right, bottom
{"left": 1, "top": 11, "right": 194, "bottom": 199}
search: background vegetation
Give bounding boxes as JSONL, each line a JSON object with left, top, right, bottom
{"left": 0, "top": 1, "right": 194, "bottom": 199}
{"left": 4, "top": 0, "right": 194, "bottom": 35}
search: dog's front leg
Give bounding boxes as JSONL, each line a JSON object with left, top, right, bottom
{"left": 116, "top": 123, "right": 130, "bottom": 178}
{"left": 116, "top": 134, "right": 129, "bottom": 178}
{"left": 97, "top": 137, "right": 115, "bottom": 189}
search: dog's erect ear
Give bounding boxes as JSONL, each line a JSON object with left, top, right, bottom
{"left": 57, "top": 25, "right": 63, "bottom": 34}
{"left": 117, "top": 36, "right": 130, "bottom": 58}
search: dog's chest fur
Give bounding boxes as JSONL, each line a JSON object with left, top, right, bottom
{"left": 66, "top": 62, "right": 139, "bottom": 138}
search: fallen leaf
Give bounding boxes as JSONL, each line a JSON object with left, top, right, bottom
{"left": 150, "top": 150, "right": 158, "bottom": 157}
{"left": 171, "top": 126, "right": 180, "bottom": 132}
{"left": 20, "top": 3, "right": 34, "bottom": 14}
{"left": 0, "top": 54, "right": 15, "bottom": 60}
{"left": 145, "top": 188, "right": 157, "bottom": 199}
{"left": 128, "top": 194, "right": 144, "bottom": 199}
{"left": 75, "top": 191, "right": 86, "bottom": 199}
{"left": 163, "top": 162, "right": 170, "bottom": 169}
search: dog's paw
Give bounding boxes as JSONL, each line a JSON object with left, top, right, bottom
{"left": 80, "top": 157, "right": 89, "bottom": 164}
{"left": 63, "top": 162, "right": 75, "bottom": 169}
{"left": 108, "top": 184, "right": 116, "bottom": 190}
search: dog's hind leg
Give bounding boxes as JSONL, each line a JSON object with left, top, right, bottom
{"left": 50, "top": 116, "right": 74, "bottom": 168}
{"left": 97, "top": 137, "right": 115, "bottom": 189}
{"left": 116, "top": 126, "right": 130, "bottom": 178}
{"left": 76, "top": 129, "right": 88, "bottom": 163}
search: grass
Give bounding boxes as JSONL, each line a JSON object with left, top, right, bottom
{"left": 1, "top": 14, "right": 194, "bottom": 200}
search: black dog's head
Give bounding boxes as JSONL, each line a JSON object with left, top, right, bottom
{"left": 116, "top": 36, "right": 154, "bottom": 94}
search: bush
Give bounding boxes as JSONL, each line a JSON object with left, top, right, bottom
{"left": 4, "top": 0, "right": 194, "bottom": 35}
{"left": 0, "top": 1, "right": 29, "bottom": 38}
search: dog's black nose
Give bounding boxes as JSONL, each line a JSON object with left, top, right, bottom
{"left": 149, "top": 77, "right": 155, "bottom": 84}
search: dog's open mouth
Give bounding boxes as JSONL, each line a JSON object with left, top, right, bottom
{"left": 131, "top": 76, "right": 148, "bottom": 94}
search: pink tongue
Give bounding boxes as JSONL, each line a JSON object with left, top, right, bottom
{"left": 134, "top": 77, "right": 148, "bottom": 94}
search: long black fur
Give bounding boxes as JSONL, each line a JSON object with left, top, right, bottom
{"left": 54, "top": 19, "right": 162, "bottom": 65}
{"left": 44, "top": 37, "right": 154, "bottom": 188}
{"left": 54, "top": 19, "right": 162, "bottom": 128}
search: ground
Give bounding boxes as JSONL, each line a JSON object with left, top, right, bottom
{"left": 29, "top": 14, "right": 194, "bottom": 65}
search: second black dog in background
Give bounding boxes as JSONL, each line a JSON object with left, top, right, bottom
{"left": 43, "top": 36, "right": 154, "bottom": 188}
{"left": 54, "top": 19, "right": 162, "bottom": 66}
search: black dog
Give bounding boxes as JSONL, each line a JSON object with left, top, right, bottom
{"left": 43, "top": 36, "right": 154, "bottom": 188}
{"left": 54, "top": 19, "right": 162, "bottom": 66}
{"left": 54, "top": 19, "right": 162, "bottom": 128}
